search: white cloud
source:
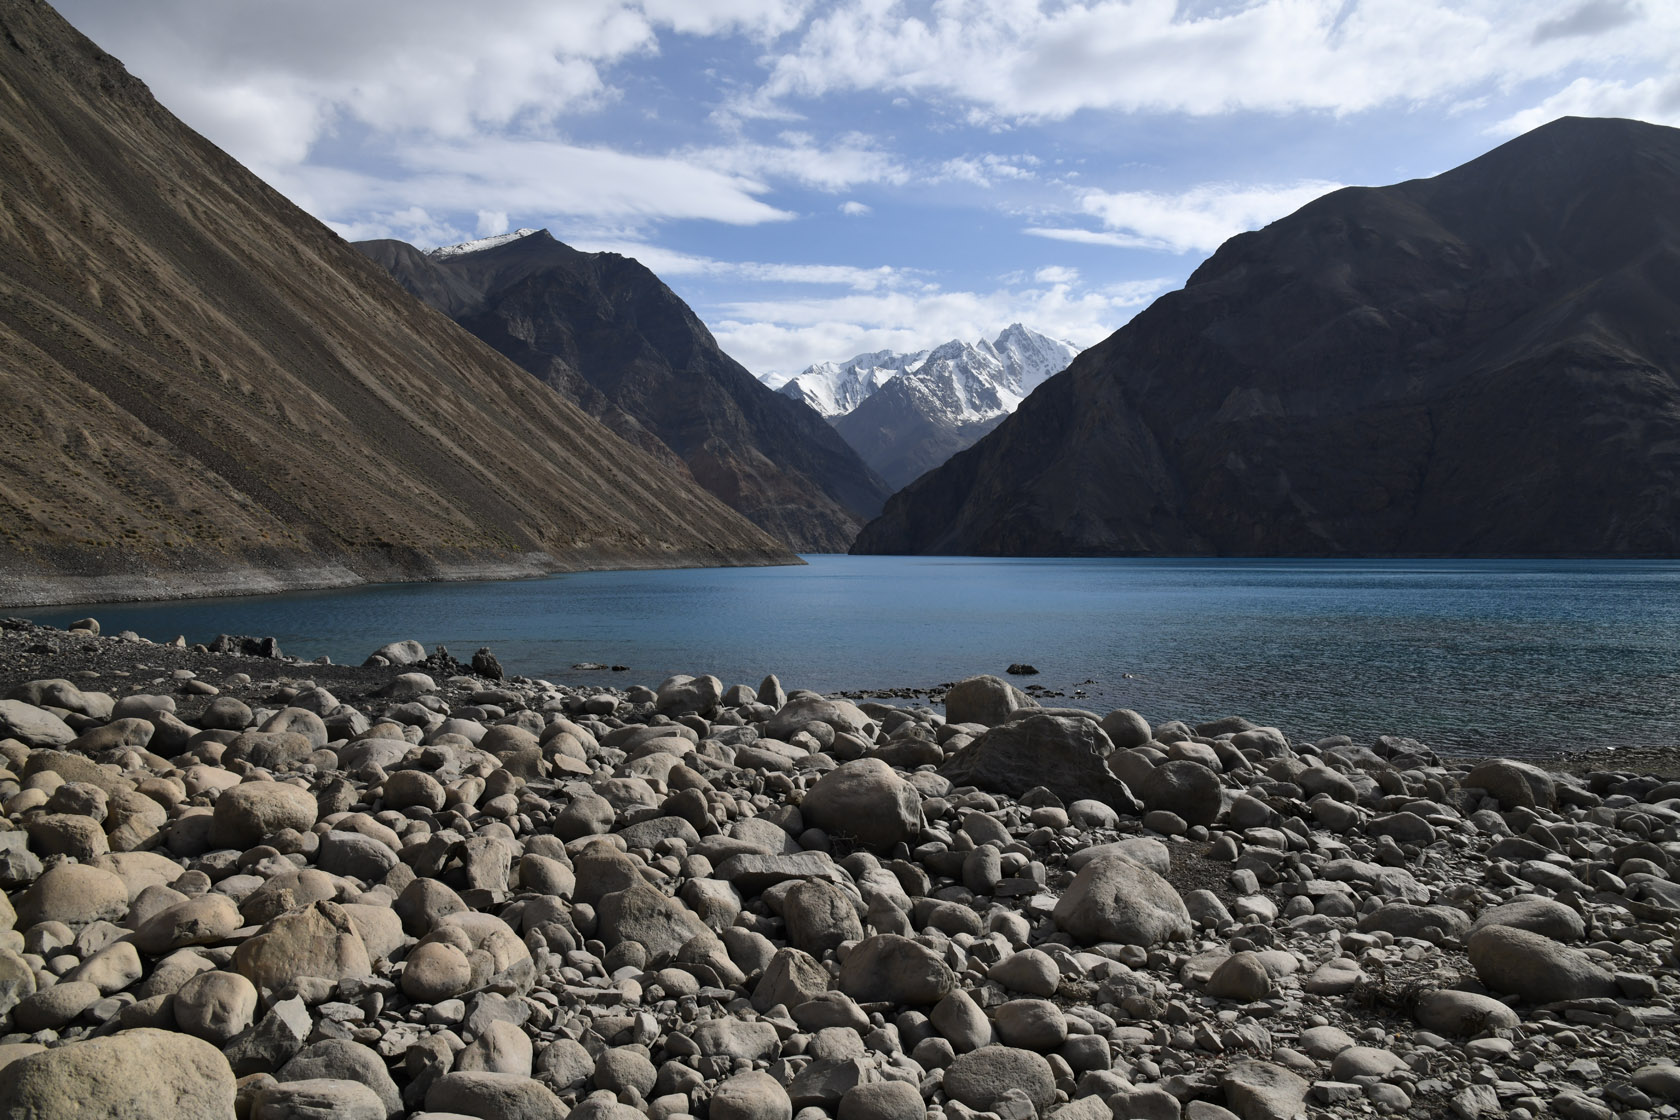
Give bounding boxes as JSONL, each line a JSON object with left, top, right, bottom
{"left": 1034, "top": 265, "right": 1079, "bottom": 283}
{"left": 709, "top": 274, "right": 1173, "bottom": 376}
{"left": 686, "top": 133, "right": 909, "bottom": 191}
{"left": 748, "top": 0, "right": 1679, "bottom": 123}
{"left": 273, "top": 137, "right": 795, "bottom": 233}
{"left": 564, "top": 240, "right": 904, "bottom": 291}
{"left": 476, "top": 210, "right": 511, "bottom": 237}
{"left": 839, "top": 200, "right": 872, "bottom": 216}
{"left": 1496, "top": 74, "right": 1680, "bottom": 134}
{"left": 1067, "top": 179, "right": 1347, "bottom": 255}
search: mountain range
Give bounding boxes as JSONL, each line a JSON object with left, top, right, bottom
{"left": 855, "top": 116, "right": 1680, "bottom": 558}
{"left": 358, "top": 229, "right": 891, "bottom": 552}
{"left": 0, "top": 0, "right": 792, "bottom": 607}
{"left": 769, "top": 326, "right": 1078, "bottom": 489}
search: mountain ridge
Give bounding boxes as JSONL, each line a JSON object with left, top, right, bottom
{"left": 359, "top": 230, "right": 892, "bottom": 552}
{"left": 854, "top": 116, "right": 1680, "bottom": 557}
{"left": 0, "top": 0, "right": 794, "bottom": 607}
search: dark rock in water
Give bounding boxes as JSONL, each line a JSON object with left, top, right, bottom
{"left": 941, "top": 714, "right": 1139, "bottom": 813}
{"left": 1005, "top": 663, "right": 1039, "bottom": 675}
{"left": 471, "top": 648, "right": 504, "bottom": 681}
{"left": 852, "top": 117, "right": 1680, "bottom": 558}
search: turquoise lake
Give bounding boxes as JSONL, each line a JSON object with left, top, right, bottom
{"left": 16, "top": 556, "right": 1680, "bottom": 757}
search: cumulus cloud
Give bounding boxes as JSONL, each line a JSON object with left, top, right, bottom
{"left": 839, "top": 200, "right": 872, "bottom": 216}
{"left": 1496, "top": 74, "right": 1680, "bottom": 133}
{"left": 708, "top": 273, "right": 1172, "bottom": 376}
{"left": 1055, "top": 179, "right": 1347, "bottom": 255}
{"left": 746, "top": 0, "right": 1677, "bottom": 122}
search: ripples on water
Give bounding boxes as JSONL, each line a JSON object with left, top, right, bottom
{"left": 20, "top": 556, "right": 1680, "bottom": 757}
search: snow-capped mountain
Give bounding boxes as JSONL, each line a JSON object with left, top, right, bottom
{"left": 427, "top": 228, "right": 542, "bottom": 259}
{"left": 769, "top": 349, "right": 922, "bottom": 417}
{"left": 766, "top": 325, "right": 1079, "bottom": 489}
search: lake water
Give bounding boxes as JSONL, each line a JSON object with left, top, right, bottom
{"left": 16, "top": 556, "right": 1680, "bottom": 757}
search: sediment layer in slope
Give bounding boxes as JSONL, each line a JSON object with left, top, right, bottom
{"left": 0, "top": 0, "right": 795, "bottom": 608}
{"left": 358, "top": 232, "right": 893, "bottom": 553}
{"left": 855, "top": 117, "right": 1680, "bottom": 557}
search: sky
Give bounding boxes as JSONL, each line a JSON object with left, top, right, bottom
{"left": 53, "top": 0, "right": 1680, "bottom": 380}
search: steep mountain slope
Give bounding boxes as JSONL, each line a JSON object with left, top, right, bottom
{"left": 855, "top": 117, "right": 1680, "bottom": 557}
{"left": 832, "top": 327, "right": 1078, "bottom": 488}
{"left": 359, "top": 231, "right": 892, "bottom": 552}
{"left": 0, "top": 0, "right": 793, "bottom": 607}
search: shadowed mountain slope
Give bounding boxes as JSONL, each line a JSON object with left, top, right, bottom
{"left": 358, "top": 232, "right": 893, "bottom": 553}
{"left": 854, "top": 117, "right": 1680, "bottom": 557}
{"left": 0, "top": 0, "right": 794, "bottom": 608}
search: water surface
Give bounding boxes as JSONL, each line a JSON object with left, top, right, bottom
{"left": 19, "top": 556, "right": 1680, "bottom": 756}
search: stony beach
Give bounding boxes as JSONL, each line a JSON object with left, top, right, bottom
{"left": 0, "top": 617, "right": 1678, "bottom": 1120}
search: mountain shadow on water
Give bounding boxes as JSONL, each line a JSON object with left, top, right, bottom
{"left": 358, "top": 232, "right": 894, "bottom": 553}
{"left": 0, "top": 0, "right": 794, "bottom": 608}
{"left": 853, "top": 116, "right": 1680, "bottom": 558}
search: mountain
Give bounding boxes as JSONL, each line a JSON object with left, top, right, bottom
{"left": 771, "top": 349, "right": 919, "bottom": 417}
{"left": 0, "top": 0, "right": 794, "bottom": 608}
{"left": 358, "top": 230, "right": 892, "bottom": 553}
{"left": 833, "top": 327, "right": 1078, "bottom": 489}
{"left": 855, "top": 117, "right": 1680, "bottom": 558}
{"left": 771, "top": 325, "right": 1078, "bottom": 489}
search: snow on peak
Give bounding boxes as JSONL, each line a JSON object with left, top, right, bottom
{"left": 427, "top": 228, "right": 543, "bottom": 259}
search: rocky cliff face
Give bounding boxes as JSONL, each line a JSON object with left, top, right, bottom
{"left": 359, "top": 232, "right": 893, "bottom": 553}
{"left": 855, "top": 117, "right": 1680, "bottom": 557}
{"left": 0, "top": 0, "right": 794, "bottom": 607}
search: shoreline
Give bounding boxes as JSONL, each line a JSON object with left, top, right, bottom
{"left": 2, "top": 615, "right": 1678, "bottom": 1118}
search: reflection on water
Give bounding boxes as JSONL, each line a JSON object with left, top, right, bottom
{"left": 18, "top": 556, "right": 1680, "bottom": 756}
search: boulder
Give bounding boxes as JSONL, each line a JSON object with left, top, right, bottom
{"left": 235, "top": 901, "right": 373, "bottom": 994}
{"left": 944, "top": 676, "right": 1039, "bottom": 727}
{"left": 210, "top": 781, "right": 318, "bottom": 849}
{"left": 14, "top": 861, "right": 128, "bottom": 929}
{"left": 711, "top": 1070, "right": 793, "bottom": 1120}
{"left": 799, "top": 759, "right": 922, "bottom": 852}
{"left": 1467, "top": 925, "right": 1618, "bottom": 1002}
{"left": 1413, "top": 989, "right": 1521, "bottom": 1036}
{"left": 425, "top": 1072, "right": 567, "bottom": 1120}
{"left": 836, "top": 934, "right": 955, "bottom": 1006}
{"left": 1135, "top": 759, "right": 1224, "bottom": 827}
{"left": 1471, "top": 896, "right": 1585, "bottom": 942}
{"left": 1464, "top": 759, "right": 1555, "bottom": 810}
{"left": 1221, "top": 1059, "right": 1309, "bottom": 1120}
{"left": 0, "top": 1028, "right": 234, "bottom": 1119}
{"left": 941, "top": 1045, "right": 1056, "bottom": 1111}
{"left": 1053, "top": 856, "right": 1191, "bottom": 946}
{"left": 940, "top": 714, "right": 1138, "bottom": 812}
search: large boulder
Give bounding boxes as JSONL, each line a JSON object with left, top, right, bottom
{"left": 836, "top": 934, "right": 955, "bottom": 1006}
{"left": 1053, "top": 855, "right": 1191, "bottom": 946}
{"left": 941, "top": 1045, "right": 1056, "bottom": 1111}
{"left": 210, "top": 781, "right": 318, "bottom": 849}
{"left": 14, "top": 862, "right": 128, "bottom": 929}
{"left": 943, "top": 676, "right": 1038, "bottom": 727}
{"left": 1134, "top": 759, "right": 1224, "bottom": 827}
{"left": 0, "top": 1028, "right": 234, "bottom": 1119}
{"left": 1467, "top": 925, "right": 1618, "bottom": 1002}
{"left": 799, "top": 759, "right": 922, "bottom": 852}
{"left": 766, "top": 696, "right": 877, "bottom": 739}
{"left": 366, "top": 640, "right": 426, "bottom": 666}
{"left": 1471, "top": 896, "right": 1585, "bottom": 942}
{"left": 235, "top": 901, "right": 373, "bottom": 994}
{"left": 940, "top": 714, "right": 1138, "bottom": 812}
{"left": 0, "top": 699, "right": 76, "bottom": 747}
{"left": 1413, "top": 989, "right": 1521, "bottom": 1036}
{"left": 1221, "top": 1059, "right": 1310, "bottom": 1120}
{"left": 1464, "top": 759, "right": 1556, "bottom": 810}
{"left": 656, "top": 674, "right": 723, "bottom": 717}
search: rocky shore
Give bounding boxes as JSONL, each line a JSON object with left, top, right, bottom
{"left": 0, "top": 618, "right": 1678, "bottom": 1120}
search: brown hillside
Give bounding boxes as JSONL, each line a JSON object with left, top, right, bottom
{"left": 0, "top": 0, "right": 794, "bottom": 607}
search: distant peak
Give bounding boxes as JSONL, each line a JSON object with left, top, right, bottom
{"left": 426, "top": 228, "right": 544, "bottom": 259}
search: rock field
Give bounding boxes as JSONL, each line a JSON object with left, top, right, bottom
{"left": 0, "top": 617, "right": 1678, "bottom": 1120}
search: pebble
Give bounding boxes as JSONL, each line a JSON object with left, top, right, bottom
{"left": 0, "top": 640, "right": 1675, "bottom": 1120}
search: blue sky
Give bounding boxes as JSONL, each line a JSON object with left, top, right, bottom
{"left": 55, "top": 0, "right": 1680, "bottom": 378}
